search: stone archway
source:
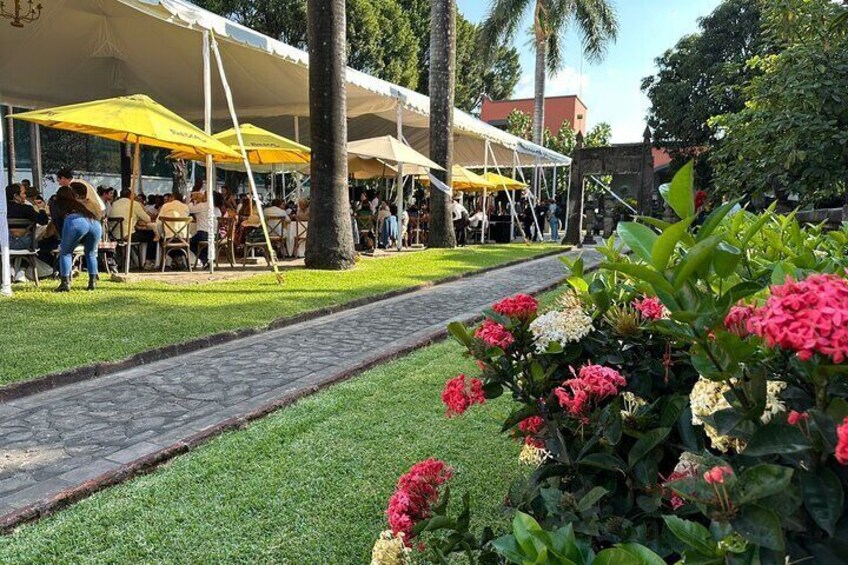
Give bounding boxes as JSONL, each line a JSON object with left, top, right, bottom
{"left": 564, "top": 127, "right": 654, "bottom": 244}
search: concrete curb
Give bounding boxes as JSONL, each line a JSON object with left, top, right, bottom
{"left": 0, "top": 267, "right": 578, "bottom": 534}
{"left": 0, "top": 247, "right": 568, "bottom": 403}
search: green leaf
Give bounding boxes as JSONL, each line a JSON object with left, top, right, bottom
{"left": 628, "top": 427, "right": 671, "bottom": 468}
{"left": 578, "top": 453, "right": 626, "bottom": 472}
{"left": 673, "top": 235, "right": 721, "bottom": 290}
{"left": 696, "top": 199, "right": 740, "bottom": 242}
{"left": 491, "top": 535, "right": 525, "bottom": 564}
{"left": 734, "top": 464, "right": 793, "bottom": 505}
{"left": 743, "top": 424, "right": 812, "bottom": 456}
{"left": 636, "top": 215, "right": 672, "bottom": 231}
{"left": 731, "top": 505, "right": 784, "bottom": 552}
{"left": 652, "top": 216, "right": 695, "bottom": 271}
{"left": 576, "top": 486, "right": 609, "bottom": 512}
{"left": 618, "top": 222, "right": 658, "bottom": 264}
{"left": 740, "top": 202, "right": 775, "bottom": 247}
{"left": 662, "top": 515, "right": 717, "bottom": 556}
{"left": 601, "top": 262, "right": 675, "bottom": 298}
{"left": 594, "top": 546, "right": 664, "bottom": 565}
{"left": 712, "top": 242, "right": 742, "bottom": 278}
{"left": 513, "top": 512, "right": 544, "bottom": 557}
{"left": 447, "top": 321, "right": 471, "bottom": 347}
{"left": 666, "top": 160, "right": 695, "bottom": 220}
{"left": 800, "top": 469, "right": 844, "bottom": 536}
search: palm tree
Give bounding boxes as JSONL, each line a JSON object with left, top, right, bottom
{"left": 479, "top": 0, "right": 618, "bottom": 148}
{"left": 305, "top": 0, "right": 356, "bottom": 269}
{"left": 428, "top": 0, "right": 458, "bottom": 248}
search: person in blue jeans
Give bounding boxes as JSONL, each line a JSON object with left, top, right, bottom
{"left": 547, "top": 199, "right": 560, "bottom": 242}
{"left": 51, "top": 183, "right": 102, "bottom": 292}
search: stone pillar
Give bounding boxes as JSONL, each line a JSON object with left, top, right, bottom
{"left": 638, "top": 126, "right": 654, "bottom": 216}
{"left": 565, "top": 132, "right": 584, "bottom": 245}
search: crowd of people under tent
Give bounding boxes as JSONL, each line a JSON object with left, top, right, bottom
{"left": 4, "top": 168, "right": 566, "bottom": 291}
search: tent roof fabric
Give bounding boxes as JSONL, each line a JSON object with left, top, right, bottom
{"left": 0, "top": 0, "right": 570, "bottom": 168}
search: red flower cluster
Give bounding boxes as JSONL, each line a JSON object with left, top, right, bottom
{"left": 724, "top": 303, "right": 756, "bottom": 337}
{"left": 703, "top": 465, "right": 733, "bottom": 485}
{"left": 747, "top": 273, "right": 848, "bottom": 363}
{"left": 493, "top": 294, "right": 539, "bottom": 321}
{"left": 633, "top": 296, "right": 666, "bottom": 320}
{"left": 517, "top": 416, "right": 545, "bottom": 448}
{"left": 441, "top": 374, "right": 485, "bottom": 417}
{"left": 474, "top": 319, "right": 515, "bottom": 350}
{"left": 788, "top": 410, "right": 809, "bottom": 426}
{"left": 554, "top": 364, "right": 626, "bottom": 418}
{"left": 387, "top": 459, "right": 453, "bottom": 541}
{"left": 836, "top": 417, "right": 848, "bottom": 465}
{"left": 695, "top": 190, "right": 708, "bottom": 210}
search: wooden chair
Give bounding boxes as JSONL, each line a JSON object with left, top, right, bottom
{"left": 158, "top": 216, "right": 193, "bottom": 272}
{"left": 7, "top": 219, "right": 40, "bottom": 286}
{"left": 193, "top": 216, "right": 237, "bottom": 269}
{"left": 241, "top": 217, "right": 286, "bottom": 267}
{"left": 106, "top": 217, "right": 143, "bottom": 270}
{"left": 292, "top": 221, "right": 308, "bottom": 258}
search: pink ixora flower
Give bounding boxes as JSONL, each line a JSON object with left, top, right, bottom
{"left": 836, "top": 417, "right": 848, "bottom": 466}
{"left": 724, "top": 302, "right": 756, "bottom": 337}
{"left": 787, "top": 410, "right": 809, "bottom": 426}
{"left": 441, "top": 374, "right": 485, "bottom": 417}
{"left": 387, "top": 459, "right": 453, "bottom": 542}
{"left": 474, "top": 319, "right": 515, "bottom": 350}
{"left": 703, "top": 465, "right": 733, "bottom": 485}
{"left": 661, "top": 467, "right": 697, "bottom": 510}
{"left": 747, "top": 273, "right": 848, "bottom": 363}
{"left": 493, "top": 294, "right": 539, "bottom": 322}
{"left": 633, "top": 296, "right": 668, "bottom": 320}
{"left": 518, "top": 416, "right": 546, "bottom": 448}
{"left": 554, "top": 364, "right": 626, "bottom": 418}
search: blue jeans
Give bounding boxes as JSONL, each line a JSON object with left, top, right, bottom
{"left": 9, "top": 233, "right": 33, "bottom": 251}
{"left": 549, "top": 217, "right": 560, "bottom": 242}
{"left": 59, "top": 214, "right": 102, "bottom": 277}
{"left": 380, "top": 216, "right": 398, "bottom": 248}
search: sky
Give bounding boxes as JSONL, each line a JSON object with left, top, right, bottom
{"left": 457, "top": 0, "right": 722, "bottom": 143}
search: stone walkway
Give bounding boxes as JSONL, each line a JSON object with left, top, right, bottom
{"left": 0, "top": 249, "right": 599, "bottom": 525}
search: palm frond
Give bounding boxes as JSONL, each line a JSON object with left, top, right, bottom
{"left": 477, "top": 0, "right": 534, "bottom": 64}
{"left": 573, "top": 0, "right": 619, "bottom": 63}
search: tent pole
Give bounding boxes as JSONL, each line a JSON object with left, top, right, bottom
{"left": 30, "top": 123, "right": 43, "bottom": 191}
{"left": 4, "top": 106, "right": 15, "bottom": 186}
{"left": 211, "top": 33, "right": 283, "bottom": 284}
{"left": 0, "top": 104, "right": 11, "bottom": 296}
{"left": 124, "top": 142, "right": 141, "bottom": 274}
{"left": 294, "top": 116, "right": 302, "bottom": 201}
{"left": 488, "top": 144, "right": 526, "bottom": 243}
{"left": 564, "top": 162, "right": 572, "bottom": 238}
{"left": 481, "top": 140, "right": 489, "bottom": 244}
{"left": 203, "top": 30, "right": 216, "bottom": 274}
{"left": 395, "top": 98, "right": 404, "bottom": 251}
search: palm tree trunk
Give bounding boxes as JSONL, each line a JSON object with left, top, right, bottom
{"left": 427, "top": 0, "right": 457, "bottom": 248}
{"left": 305, "top": 0, "right": 356, "bottom": 269}
{"left": 532, "top": 2, "right": 547, "bottom": 148}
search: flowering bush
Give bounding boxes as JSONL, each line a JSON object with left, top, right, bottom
{"left": 375, "top": 163, "right": 848, "bottom": 563}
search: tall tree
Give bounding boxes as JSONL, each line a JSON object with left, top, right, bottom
{"left": 479, "top": 0, "right": 618, "bottom": 148}
{"left": 428, "top": 0, "right": 458, "bottom": 248}
{"left": 709, "top": 0, "right": 848, "bottom": 206}
{"left": 305, "top": 0, "right": 356, "bottom": 269}
{"left": 641, "top": 0, "right": 766, "bottom": 162}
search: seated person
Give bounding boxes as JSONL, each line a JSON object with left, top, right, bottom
{"left": 469, "top": 206, "right": 488, "bottom": 230}
{"left": 156, "top": 192, "right": 191, "bottom": 237}
{"left": 110, "top": 187, "right": 157, "bottom": 264}
{"left": 6, "top": 182, "right": 48, "bottom": 250}
{"left": 188, "top": 191, "right": 222, "bottom": 267}
{"left": 263, "top": 198, "right": 289, "bottom": 237}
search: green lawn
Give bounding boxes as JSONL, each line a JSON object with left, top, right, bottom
{"left": 0, "top": 339, "right": 525, "bottom": 564}
{"left": 1, "top": 244, "right": 560, "bottom": 387}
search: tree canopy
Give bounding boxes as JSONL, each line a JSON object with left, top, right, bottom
{"left": 196, "top": 0, "right": 520, "bottom": 112}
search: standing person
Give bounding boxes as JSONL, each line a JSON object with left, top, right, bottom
{"left": 521, "top": 200, "right": 534, "bottom": 241}
{"left": 534, "top": 200, "right": 547, "bottom": 242}
{"left": 451, "top": 196, "right": 469, "bottom": 246}
{"left": 547, "top": 198, "right": 560, "bottom": 242}
{"left": 52, "top": 183, "right": 102, "bottom": 292}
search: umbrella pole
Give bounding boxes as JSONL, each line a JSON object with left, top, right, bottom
{"left": 0, "top": 107, "right": 11, "bottom": 297}
{"left": 125, "top": 142, "right": 141, "bottom": 274}
{"left": 211, "top": 33, "right": 283, "bottom": 284}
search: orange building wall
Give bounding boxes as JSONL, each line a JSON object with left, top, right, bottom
{"left": 480, "top": 95, "right": 588, "bottom": 136}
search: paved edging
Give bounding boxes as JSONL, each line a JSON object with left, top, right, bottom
{"left": 0, "top": 261, "right": 582, "bottom": 534}
{"left": 0, "top": 247, "right": 567, "bottom": 402}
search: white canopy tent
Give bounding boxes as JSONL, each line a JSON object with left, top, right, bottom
{"left": 0, "top": 0, "right": 572, "bottom": 295}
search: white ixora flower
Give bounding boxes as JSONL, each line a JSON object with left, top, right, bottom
{"left": 529, "top": 307, "right": 593, "bottom": 353}
{"left": 620, "top": 392, "right": 647, "bottom": 419}
{"left": 689, "top": 376, "right": 787, "bottom": 453}
{"left": 518, "top": 443, "right": 550, "bottom": 467}
{"left": 371, "top": 530, "right": 412, "bottom": 565}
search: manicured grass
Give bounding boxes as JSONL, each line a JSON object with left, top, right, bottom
{"left": 0, "top": 244, "right": 559, "bottom": 386}
{"left": 0, "top": 339, "right": 524, "bottom": 564}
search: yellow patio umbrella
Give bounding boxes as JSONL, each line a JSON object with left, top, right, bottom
{"left": 11, "top": 94, "right": 241, "bottom": 274}
{"left": 418, "top": 165, "right": 496, "bottom": 190}
{"left": 171, "top": 123, "right": 310, "bottom": 165}
{"left": 481, "top": 171, "right": 527, "bottom": 191}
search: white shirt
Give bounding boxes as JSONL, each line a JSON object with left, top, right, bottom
{"left": 109, "top": 197, "right": 152, "bottom": 236}
{"left": 188, "top": 201, "right": 221, "bottom": 234}
{"left": 469, "top": 211, "right": 487, "bottom": 228}
{"left": 263, "top": 206, "right": 289, "bottom": 236}
{"left": 452, "top": 201, "right": 468, "bottom": 221}
{"left": 157, "top": 200, "right": 191, "bottom": 237}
